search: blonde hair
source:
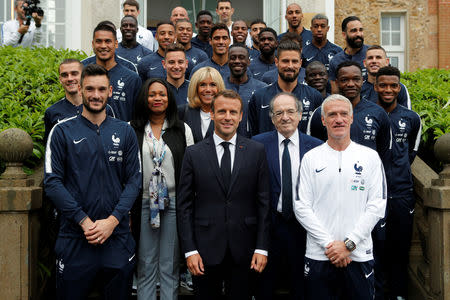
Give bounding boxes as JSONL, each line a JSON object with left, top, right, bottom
{"left": 187, "top": 67, "right": 225, "bottom": 108}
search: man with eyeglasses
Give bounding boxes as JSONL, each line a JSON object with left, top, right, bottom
{"left": 253, "top": 92, "right": 322, "bottom": 299}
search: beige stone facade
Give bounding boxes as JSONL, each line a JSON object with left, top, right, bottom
{"left": 334, "top": 0, "right": 447, "bottom": 71}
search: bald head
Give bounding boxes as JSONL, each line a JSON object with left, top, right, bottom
{"left": 170, "top": 6, "right": 189, "bottom": 24}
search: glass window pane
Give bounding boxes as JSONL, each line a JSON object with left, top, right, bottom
{"left": 382, "top": 16, "right": 390, "bottom": 31}
{"left": 55, "top": 24, "right": 64, "bottom": 48}
{"left": 391, "top": 16, "right": 400, "bottom": 31}
{"left": 55, "top": 8, "right": 64, "bottom": 23}
{"left": 0, "top": 0, "right": 4, "bottom": 23}
{"left": 389, "top": 56, "right": 399, "bottom": 68}
{"left": 391, "top": 32, "right": 401, "bottom": 45}
{"left": 382, "top": 32, "right": 390, "bottom": 45}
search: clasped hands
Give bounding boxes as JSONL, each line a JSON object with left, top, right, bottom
{"left": 325, "top": 240, "right": 352, "bottom": 268}
{"left": 80, "top": 216, "right": 119, "bottom": 245}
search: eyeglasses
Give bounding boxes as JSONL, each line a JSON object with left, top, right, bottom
{"left": 273, "top": 109, "right": 298, "bottom": 118}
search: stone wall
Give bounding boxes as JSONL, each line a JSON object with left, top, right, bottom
{"left": 334, "top": 0, "right": 439, "bottom": 71}
{"left": 80, "top": 0, "right": 121, "bottom": 54}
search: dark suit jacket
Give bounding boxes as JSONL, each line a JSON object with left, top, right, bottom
{"left": 252, "top": 130, "right": 323, "bottom": 211}
{"left": 178, "top": 105, "right": 214, "bottom": 143}
{"left": 177, "top": 135, "right": 271, "bottom": 266}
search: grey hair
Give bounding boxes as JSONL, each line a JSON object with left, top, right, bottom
{"left": 321, "top": 94, "right": 353, "bottom": 117}
{"left": 311, "top": 14, "right": 329, "bottom": 25}
{"left": 269, "top": 92, "right": 303, "bottom": 117}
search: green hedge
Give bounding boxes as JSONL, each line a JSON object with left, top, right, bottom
{"left": 0, "top": 46, "right": 87, "bottom": 172}
{"left": 402, "top": 68, "right": 450, "bottom": 144}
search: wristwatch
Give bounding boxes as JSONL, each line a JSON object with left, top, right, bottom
{"left": 344, "top": 238, "right": 356, "bottom": 252}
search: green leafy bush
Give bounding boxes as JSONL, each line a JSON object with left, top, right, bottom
{"left": 0, "top": 46, "right": 87, "bottom": 171}
{"left": 403, "top": 68, "right": 450, "bottom": 143}
{"left": 403, "top": 68, "right": 449, "bottom": 172}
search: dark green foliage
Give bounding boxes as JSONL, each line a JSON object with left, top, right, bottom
{"left": 0, "top": 46, "right": 87, "bottom": 170}
{"left": 402, "top": 68, "right": 449, "bottom": 172}
{"left": 403, "top": 68, "right": 450, "bottom": 143}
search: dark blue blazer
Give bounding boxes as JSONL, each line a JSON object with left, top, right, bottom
{"left": 253, "top": 130, "right": 323, "bottom": 211}
{"left": 178, "top": 104, "right": 214, "bottom": 143}
{"left": 177, "top": 135, "right": 271, "bottom": 265}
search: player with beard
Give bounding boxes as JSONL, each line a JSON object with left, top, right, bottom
{"left": 225, "top": 43, "right": 267, "bottom": 137}
{"left": 190, "top": 23, "right": 232, "bottom": 80}
{"left": 86, "top": 22, "right": 142, "bottom": 121}
{"left": 175, "top": 19, "right": 208, "bottom": 79}
{"left": 329, "top": 16, "right": 369, "bottom": 93}
{"left": 302, "top": 14, "right": 342, "bottom": 70}
{"left": 261, "top": 32, "right": 307, "bottom": 85}
{"left": 116, "top": 15, "right": 152, "bottom": 65}
{"left": 249, "top": 41, "right": 322, "bottom": 136}
{"left": 45, "top": 64, "right": 141, "bottom": 300}
{"left": 138, "top": 22, "right": 176, "bottom": 81}
{"left": 375, "top": 66, "right": 421, "bottom": 300}
{"left": 231, "top": 20, "right": 260, "bottom": 61}
{"left": 305, "top": 61, "right": 329, "bottom": 99}
{"left": 249, "top": 19, "right": 266, "bottom": 52}
{"left": 362, "top": 45, "right": 411, "bottom": 109}
{"left": 250, "top": 28, "right": 278, "bottom": 81}
{"left": 277, "top": 3, "right": 312, "bottom": 48}
{"left": 191, "top": 10, "right": 213, "bottom": 58}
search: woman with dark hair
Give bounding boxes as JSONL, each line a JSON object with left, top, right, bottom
{"left": 178, "top": 66, "right": 225, "bottom": 143}
{"left": 130, "top": 78, "right": 194, "bottom": 300}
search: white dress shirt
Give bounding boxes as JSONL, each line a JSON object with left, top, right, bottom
{"left": 185, "top": 132, "right": 267, "bottom": 258}
{"left": 199, "top": 109, "right": 211, "bottom": 138}
{"left": 1, "top": 19, "right": 42, "bottom": 47}
{"left": 277, "top": 129, "right": 300, "bottom": 213}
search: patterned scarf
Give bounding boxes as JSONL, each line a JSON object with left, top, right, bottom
{"left": 144, "top": 122, "right": 170, "bottom": 228}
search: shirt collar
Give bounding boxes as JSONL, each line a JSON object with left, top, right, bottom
{"left": 277, "top": 128, "right": 299, "bottom": 147}
{"left": 213, "top": 132, "right": 237, "bottom": 147}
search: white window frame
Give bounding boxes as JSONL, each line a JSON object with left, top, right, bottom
{"left": 380, "top": 12, "right": 407, "bottom": 72}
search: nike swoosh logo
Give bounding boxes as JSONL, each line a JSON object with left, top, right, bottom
{"left": 306, "top": 57, "right": 314, "bottom": 61}
{"left": 380, "top": 222, "right": 386, "bottom": 228}
{"left": 254, "top": 72, "right": 261, "bottom": 76}
{"left": 150, "top": 67, "right": 158, "bottom": 70}
{"left": 365, "top": 270, "right": 373, "bottom": 279}
{"left": 315, "top": 167, "right": 326, "bottom": 173}
{"left": 409, "top": 209, "right": 415, "bottom": 214}
{"left": 129, "top": 254, "right": 135, "bottom": 262}
{"left": 261, "top": 104, "right": 269, "bottom": 109}
{"left": 73, "top": 138, "right": 86, "bottom": 144}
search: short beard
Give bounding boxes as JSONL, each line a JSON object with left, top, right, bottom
{"left": 346, "top": 36, "right": 364, "bottom": 49}
{"left": 290, "top": 23, "right": 299, "bottom": 30}
{"left": 279, "top": 70, "right": 299, "bottom": 83}
{"left": 83, "top": 98, "right": 107, "bottom": 114}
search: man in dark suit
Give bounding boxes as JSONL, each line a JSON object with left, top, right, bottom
{"left": 177, "top": 89, "right": 271, "bottom": 300}
{"left": 253, "top": 92, "right": 323, "bottom": 299}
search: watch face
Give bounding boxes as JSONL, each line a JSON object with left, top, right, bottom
{"left": 345, "top": 239, "right": 356, "bottom": 251}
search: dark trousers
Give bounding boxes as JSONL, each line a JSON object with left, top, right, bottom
{"left": 304, "top": 257, "right": 375, "bottom": 300}
{"left": 385, "top": 194, "right": 415, "bottom": 298}
{"left": 256, "top": 213, "right": 306, "bottom": 300}
{"left": 372, "top": 215, "right": 387, "bottom": 300}
{"left": 55, "top": 234, "right": 135, "bottom": 300}
{"left": 192, "top": 249, "right": 255, "bottom": 300}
